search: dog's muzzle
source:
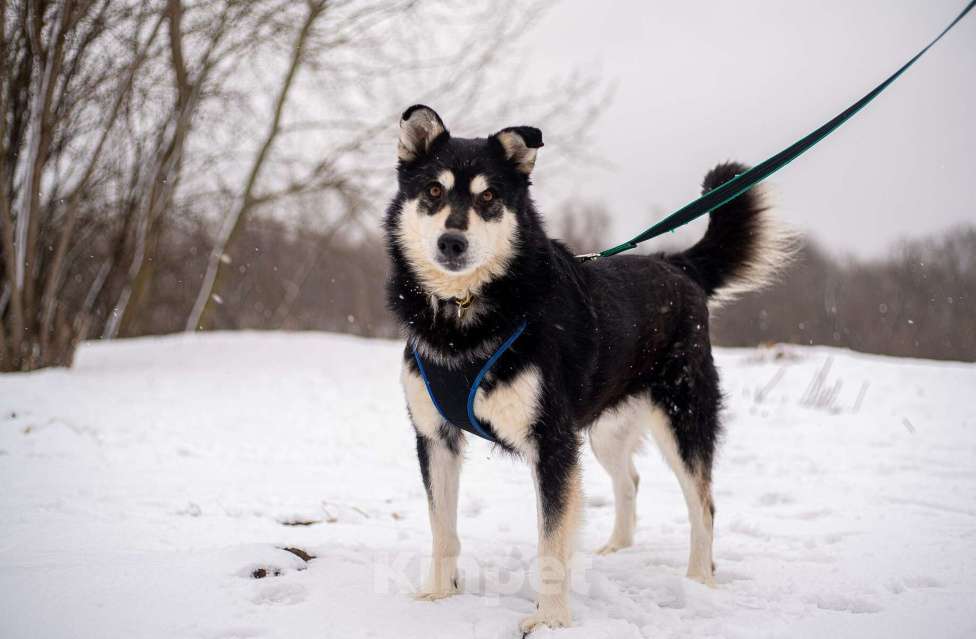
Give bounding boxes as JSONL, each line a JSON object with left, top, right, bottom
{"left": 436, "top": 232, "right": 468, "bottom": 271}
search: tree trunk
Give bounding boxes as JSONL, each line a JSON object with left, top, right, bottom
{"left": 186, "top": 0, "right": 326, "bottom": 332}
{"left": 38, "top": 11, "right": 165, "bottom": 351}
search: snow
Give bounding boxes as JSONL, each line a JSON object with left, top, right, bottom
{"left": 1, "top": 332, "right": 975, "bottom": 638}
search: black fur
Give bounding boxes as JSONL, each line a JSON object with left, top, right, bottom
{"left": 415, "top": 434, "right": 432, "bottom": 502}
{"left": 494, "top": 125, "right": 544, "bottom": 149}
{"left": 386, "top": 108, "right": 780, "bottom": 535}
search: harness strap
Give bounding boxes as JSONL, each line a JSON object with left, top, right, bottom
{"left": 582, "top": 0, "right": 975, "bottom": 262}
{"left": 413, "top": 320, "right": 528, "bottom": 443}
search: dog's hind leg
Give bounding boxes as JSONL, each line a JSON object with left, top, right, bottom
{"left": 520, "top": 436, "right": 583, "bottom": 633}
{"left": 645, "top": 402, "right": 716, "bottom": 586}
{"left": 589, "top": 402, "right": 644, "bottom": 555}
{"left": 414, "top": 432, "right": 464, "bottom": 600}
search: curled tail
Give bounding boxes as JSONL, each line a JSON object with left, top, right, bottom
{"left": 671, "top": 162, "right": 798, "bottom": 306}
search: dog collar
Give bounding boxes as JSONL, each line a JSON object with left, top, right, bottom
{"left": 412, "top": 320, "right": 528, "bottom": 442}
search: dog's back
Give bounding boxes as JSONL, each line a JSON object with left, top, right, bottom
{"left": 549, "top": 161, "right": 796, "bottom": 426}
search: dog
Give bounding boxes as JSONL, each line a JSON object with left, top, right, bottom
{"left": 384, "top": 105, "right": 795, "bottom": 632}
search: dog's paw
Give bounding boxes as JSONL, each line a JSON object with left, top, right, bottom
{"left": 595, "top": 537, "right": 632, "bottom": 555}
{"left": 414, "top": 576, "right": 460, "bottom": 601}
{"left": 596, "top": 531, "right": 634, "bottom": 555}
{"left": 686, "top": 570, "right": 717, "bottom": 588}
{"left": 414, "top": 588, "right": 458, "bottom": 602}
{"left": 519, "top": 608, "right": 571, "bottom": 635}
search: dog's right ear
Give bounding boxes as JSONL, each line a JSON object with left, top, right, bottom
{"left": 490, "top": 126, "right": 543, "bottom": 174}
{"left": 398, "top": 105, "right": 448, "bottom": 163}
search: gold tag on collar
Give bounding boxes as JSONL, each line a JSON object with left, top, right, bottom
{"left": 455, "top": 292, "right": 473, "bottom": 320}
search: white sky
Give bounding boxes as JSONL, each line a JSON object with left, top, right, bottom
{"left": 513, "top": 0, "right": 975, "bottom": 257}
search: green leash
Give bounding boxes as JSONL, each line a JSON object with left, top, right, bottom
{"left": 579, "top": 0, "right": 975, "bottom": 262}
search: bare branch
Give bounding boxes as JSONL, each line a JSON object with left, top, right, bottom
{"left": 185, "top": 0, "right": 327, "bottom": 331}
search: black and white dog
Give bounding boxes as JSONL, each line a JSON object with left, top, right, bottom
{"left": 384, "top": 105, "right": 794, "bottom": 632}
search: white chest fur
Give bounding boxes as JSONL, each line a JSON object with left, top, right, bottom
{"left": 401, "top": 363, "right": 442, "bottom": 439}
{"left": 472, "top": 365, "right": 543, "bottom": 450}
{"left": 401, "top": 361, "right": 543, "bottom": 450}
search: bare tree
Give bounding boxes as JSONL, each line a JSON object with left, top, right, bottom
{"left": 1, "top": 0, "right": 607, "bottom": 371}
{"left": 2, "top": 0, "right": 151, "bottom": 369}
{"left": 184, "top": 0, "right": 607, "bottom": 332}
{"left": 185, "top": 0, "right": 326, "bottom": 332}
{"left": 0, "top": 0, "right": 309, "bottom": 368}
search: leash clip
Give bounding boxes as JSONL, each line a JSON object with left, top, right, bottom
{"left": 575, "top": 253, "right": 601, "bottom": 263}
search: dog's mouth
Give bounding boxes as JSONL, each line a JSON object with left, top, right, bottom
{"left": 434, "top": 254, "right": 470, "bottom": 272}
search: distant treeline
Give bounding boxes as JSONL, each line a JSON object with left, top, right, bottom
{"left": 711, "top": 227, "right": 975, "bottom": 361}
{"left": 95, "top": 213, "right": 975, "bottom": 363}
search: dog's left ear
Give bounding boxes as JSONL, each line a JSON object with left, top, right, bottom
{"left": 398, "top": 105, "right": 448, "bottom": 163}
{"left": 491, "top": 126, "right": 543, "bottom": 174}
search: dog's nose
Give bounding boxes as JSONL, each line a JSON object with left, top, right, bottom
{"left": 437, "top": 232, "right": 468, "bottom": 258}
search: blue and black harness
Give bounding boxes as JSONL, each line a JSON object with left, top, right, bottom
{"left": 412, "top": 320, "right": 527, "bottom": 443}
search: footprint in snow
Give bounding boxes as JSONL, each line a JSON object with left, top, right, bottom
{"left": 462, "top": 497, "right": 484, "bottom": 517}
{"left": 757, "top": 492, "right": 795, "bottom": 507}
{"left": 886, "top": 576, "right": 945, "bottom": 593}
{"left": 727, "top": 519, "right": 769, "bottom": 540}
{"left": 239, "top": 546, "right": 314, "bottom": 580}
{"left": 251, "top": 582, "right": 307, "bottom": 606}
{"left": 788, "top": 507, "right": 833, "bottom": 520}
{"left": 809, "top": 593, "right": 882, "bottom": 614}
{"left": 713, "top": 569, "right": 753, "bottom": 585}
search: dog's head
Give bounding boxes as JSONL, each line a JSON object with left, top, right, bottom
{"left": 390, "top": 105, "right": 543, "bottom": 300}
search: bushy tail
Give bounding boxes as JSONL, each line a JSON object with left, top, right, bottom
{"left": 670, "top": 162, "right": 798, "bottom": 306}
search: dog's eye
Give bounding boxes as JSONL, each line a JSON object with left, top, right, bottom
{"left": 427, "top": 183, "right": 443, "bottom": 199}
{"left": 481, "top": 189, "right": 494, "bottom": 203}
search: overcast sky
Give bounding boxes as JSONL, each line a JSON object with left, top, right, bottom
{"left": 511, "top": 0, "right": 975, "bottom": 258}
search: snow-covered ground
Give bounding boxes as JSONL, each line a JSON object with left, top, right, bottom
{"left": 1, "top": 332, "right": 974, "bottom": 639}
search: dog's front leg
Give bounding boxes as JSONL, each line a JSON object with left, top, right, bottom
{"left": 521, "top": 439, "right": 582, "bottom": 633}
{"left": 415, "top": 432, "right": 464, "bottom": 600}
